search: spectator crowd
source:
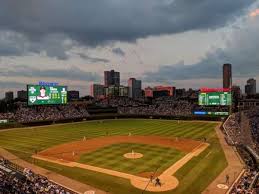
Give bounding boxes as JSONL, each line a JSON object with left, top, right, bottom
{"left": 224, "top": 108, "right": 259, "bottom": 154}
{"left": 0, "top": 97, "right": 232, "bottom": 123}
{"left": 230, "top": 169, "right": 259, "bottom": 194}
{"left": 0, "top": 97, "right": 258, "bottom": 193}
{"left": 245, "top": 109, "right": 259, "bottom": 154}
{"left": 0, "top": 158, "right": 76, "bottom": 194}
{"left": 0, "top": 104, "right": 90, "bottom": 123}
{"left": 118, "top": 100, "right": 194, "bottom": 116}
{"left": 223, "top": 113, "right": 242, "bottom": 145}
{"left": 224, "top": 108, "right": 259, "bottom": 194}
{"left": 98, "top": 96, "right": 146, "bottom": 107}
{"left": 117, "top": 97, "right": 229, "bottom": 117}
{"left": 0, "top": 112, "right": 14, "bottom": 120}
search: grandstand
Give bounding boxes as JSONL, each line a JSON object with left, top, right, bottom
{"left": 223, "top": 108, "right": 259, "bottom": 193}
{"left": 0, "top": 157, "right": 77, "bottom": 194}
{"left": 0, "top": 96, "right": 258, "bottom": 193}
{"left": 0, "top": 97, "right": 230, "bottom": 124}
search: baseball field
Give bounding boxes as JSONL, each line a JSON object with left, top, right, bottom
{"left": 0, "top": 119, "right": 227, "bottom": 194}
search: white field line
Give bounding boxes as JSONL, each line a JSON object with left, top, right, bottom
{"left": 32, "top": 142, "right": 209, "bottom": 182}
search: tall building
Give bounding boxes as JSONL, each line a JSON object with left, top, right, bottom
{"left": 104, "top": 85, "right": 129, "bottom": 97}
{"left": 245, "top": 78, "right": 256, "bottom": 96}
{"left": 154, "top": 86, "right": 175, "bottom": 96}
{"left": 5, "top": 91, "right": 14, "bottom": 102}
{"left": 175, "top": 88, "right": 186, "bottom": 98}
{"left": 67, "top": 90, "right": 80, "bottom": 101}
{"left": 104, "top": 70, "right": 120, "bottom": 87}
{"left": 232, "top": 85, "right": 241, "bottom": 99}
{"left": 91, "top": 84, "right": 104, "bottom": 99}
{"left": 119, "top": 86, "right": 129, "bottom": 97}
{"left": 128, "top": 78, "right": 142, "bottom": 99}
{"left": 17, "top": 90, "right": 27, "bottom": 100}
{"left": 144, "top": 86, "right": 175, "bottom": 98}
{"left": 144, "top": 87, "right": 153, "bottom": 98}
{"left": 223, "top": 63, "right": 232, "bottom": 88}
{"left": 232, "top": 85, "right": 241, "bottom": 112}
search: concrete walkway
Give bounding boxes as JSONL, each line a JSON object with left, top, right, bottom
{"left": 202, "top": 124, "right": 244, "bottom": 194}
{"left": 0, "top": 148, "right": 106, "bottom": 194}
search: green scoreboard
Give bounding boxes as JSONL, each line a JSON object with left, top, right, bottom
{"left": 27, "top": 85, "right": 68, "bottom": 105}
{"left": 199, "top": 92, "right": 232, "bottom": 106}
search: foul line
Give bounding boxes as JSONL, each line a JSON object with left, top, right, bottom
{"left": 32, "top": 142, "right": 209, "bottom": 192}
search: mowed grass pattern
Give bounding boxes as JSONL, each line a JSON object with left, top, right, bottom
{"left": 79, "top": 143, "right": 185, "bottom": 175}
{"left": 0, "top": 119, "right": 227, "bottom": 194}
{"left": 0, "top": 120, "right": 214, "bottom": 155}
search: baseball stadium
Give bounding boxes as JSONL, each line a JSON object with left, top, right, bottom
{"left": 2, "top": 1, "right": 259, "bottom": 193}
{"left": 0, "top": 82, "right": 258, "bottom": 194}
{"left": 0, "top": 118, "right": 225, "bottom": 194}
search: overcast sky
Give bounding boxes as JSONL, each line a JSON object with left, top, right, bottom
{"left": 0, "top": 0, "right": 259, "bottom": 97}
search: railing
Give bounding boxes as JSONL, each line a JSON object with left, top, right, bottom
{"left": 0, "top": 157, "right": 79, "bottom": 194}
{"left": 222, "top": 115, "right": 235, "bottom": 145}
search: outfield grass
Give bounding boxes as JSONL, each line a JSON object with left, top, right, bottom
{"left": 0, "top": 119, "right": 227, "bottom": 194}
{"left": 79, "top": 143, "right": 185, "bottom": 175}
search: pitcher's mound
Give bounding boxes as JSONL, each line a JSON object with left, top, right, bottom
{"left": 124, "top": 152, "right": 143, "bottom": 159}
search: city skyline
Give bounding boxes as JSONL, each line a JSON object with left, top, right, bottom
{"left": 1, "top": 67, "right": 258, "bottom": 99}
{"left": 0, "top": 0, "right": 259, "bottom": 97}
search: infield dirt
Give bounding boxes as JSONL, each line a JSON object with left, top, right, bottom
{"left": 33, "top": 142, "right": 209, "bottom": 192}
{"left": 38, "top": 135, "right": 201, "bottom": 162}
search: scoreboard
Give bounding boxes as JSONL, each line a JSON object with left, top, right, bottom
{"left": 27, "top": 85, "right": 67, "bottom": 105}
{"left": 199, "top": 92, "right": 232, "bottom": 106}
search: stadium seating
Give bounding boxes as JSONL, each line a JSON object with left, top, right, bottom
{"left": 0, "top": 157, "right": 77, "bottom": 194}
{"left": 224, "top": 108, "right": 259, "bottom": 193}
{"left": 0, "top": 104, "right": 89, "bottom": 123}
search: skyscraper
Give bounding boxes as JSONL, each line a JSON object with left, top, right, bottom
{"left": 144, "top": 86, "right": 175, "bottom": 98}
{"left": 91, "top": 84, "right": 104, "bottom": 99}
{"left": 67, "top": 90, "right": 80, "bottom": 101}
{"left": 17, "top": 90, "right": 27, "bottom": 100}
{"left": 245, "top": 78, "right": 256, "bottom": 96}
{"left": 128, "top": 78, "right": 142, "bottom": 99}
{"left": 104, "top": 70, "right": 120, "bottom": 87}
{"left": 232, "top": 85, "right": 241, "bottom": 99}
{"left": 223, "top": 64, "right": 232, "bottom": 88}
{"left": 5, "top": 91, "right": 14, "bottom": 102}
{"left": 232, "top": 85, "right": 241, "bottom": 112}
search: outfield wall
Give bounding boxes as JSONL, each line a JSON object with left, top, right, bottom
{"left": 87, "top": 114, "right": 223, "bottom": 121}
{"left": 0, "top": 113, "right": 224, "bottom": 130}
{"left": 0, "top": 122, "right": 25, "bottom": 130}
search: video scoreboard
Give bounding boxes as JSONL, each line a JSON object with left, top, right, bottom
{"left": 198, "top": 88, "right": 232, "bottom": 106}
{"left": 27, "top": 84, "right": 67, "bottom": 105}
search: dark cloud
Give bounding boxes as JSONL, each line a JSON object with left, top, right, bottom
{"left": 0, "top": 81, "right": 90, "bottom": 98}
{"left": 77, "top": 53, "right": 110, "bottom": 63}
{"left": 144, "top": 18, "right": 259, "bottom": 82}
{"left": 0, "top": 0, "right": 254, "bottom": 58}
{"left": 0, "top": 31, "right": 73, "bottom": 59}
{"left": 0, "top": 65, "right": 101, "bottom": 82}
{"left": 144, "top": 53, "right": 223, "bottom": 82}
{"left": 0, "top": 81, "right": 26, "bottom": 89}
{"left": 0, "top": 31, "right": 25, "bottom": 56}
{"left": 112, "top": 48, "right": 125, "bottom": 56}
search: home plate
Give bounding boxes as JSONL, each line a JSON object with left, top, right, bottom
{"left": 217, "top": 184, "right": 229, "bottom": 190}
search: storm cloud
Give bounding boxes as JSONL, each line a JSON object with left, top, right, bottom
{"left": 77, "top": 53, "right": 110, "bottom": 63}
{"left": 144, "top": 17, "right": 259, "bottom": 82}
{"left": 0, "top": 0, "right": 254, "bottom": 58}
{"left": 112, "top": 48, "right": 126, "bottom": 57}
{"left": 0, "top": 65, "right": 101, "bottom": 82}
